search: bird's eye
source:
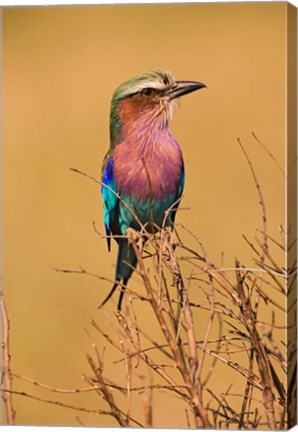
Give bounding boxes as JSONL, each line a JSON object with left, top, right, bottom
{"left": 141, "top": 88, "right": 154, "bottom": 96}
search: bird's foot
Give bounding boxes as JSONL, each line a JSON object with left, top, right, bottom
{"left": 160, "top": 227, "right": 178, "bottom": 258}
{"left": 127, "top": 228, "right": 143, "bottom": 251}
{"left": 164, "top": 226, "right": 178, "bottom": 249}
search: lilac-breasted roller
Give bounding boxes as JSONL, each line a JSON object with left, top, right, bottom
{"left": 101, "top": 69, "right": 206, "bottom": 310}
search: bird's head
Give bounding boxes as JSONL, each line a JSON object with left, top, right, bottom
{"left": 110, "top": 69, "right": 206, "bottom": 145}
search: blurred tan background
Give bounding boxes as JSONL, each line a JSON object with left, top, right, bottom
{"left": 3, "top": 2, "right": 286, "bottom": 427}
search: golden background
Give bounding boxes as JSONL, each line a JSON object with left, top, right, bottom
{"left": 3, "top": 2, "right": 286, "bottom": 427}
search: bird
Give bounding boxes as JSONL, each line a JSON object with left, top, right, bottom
{"left": 101, "top": 69, "right": 206, "bottom": 310}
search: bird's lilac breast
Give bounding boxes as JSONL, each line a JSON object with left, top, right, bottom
{"left": 113, "top": 132, "right": 183, "bottom": 202}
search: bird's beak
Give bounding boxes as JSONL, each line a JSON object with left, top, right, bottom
{"left": 167, "top": 80, "right": 206, "bottom": 100}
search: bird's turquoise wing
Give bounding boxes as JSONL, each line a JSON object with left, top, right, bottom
{"left": 102, "top": 156, "right": 118, "bottom": 251}
{"left": 170, "top": 163, "right": 185, "bottom": 224}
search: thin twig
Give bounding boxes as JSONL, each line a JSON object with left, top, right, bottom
{"left": 1, "top": 290, "right": 16, "bottom": 424}
{"left": 251, "top": 132, "right": 284, "bottom": 175}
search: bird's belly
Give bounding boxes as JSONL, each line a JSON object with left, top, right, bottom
{"left": 118, "top": 193, "right": 177, "bottom": 234}
{"left": 113, "top": 140, "right": 183, "bottom": 234}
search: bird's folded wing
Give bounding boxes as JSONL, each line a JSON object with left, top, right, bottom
{"left": 101, "top": 155, "right": 118, "bottom": 251}
{"left": 170, "top": 164, "right": 185, "bottom": 224}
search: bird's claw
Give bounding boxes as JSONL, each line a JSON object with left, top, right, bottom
{"left": 160, "top": 227, "right": 178, "bottom": 258}
{"left": 127, "top": 228, "right": 143, "bottom": 250}
{"left": 164, "top": 227, "right": 178, "bottom": 249}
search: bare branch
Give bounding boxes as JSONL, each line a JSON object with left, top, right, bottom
{"left": 1, "top": 289, "right": 16, "bottom": 424}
